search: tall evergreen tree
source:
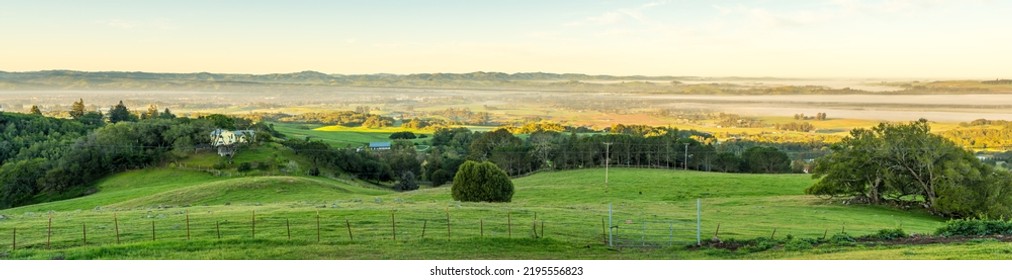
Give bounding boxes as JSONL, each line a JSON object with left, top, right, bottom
{"left": 159, "top": 108, "right": 176, "bottom": 119}
{"left": 29, "top": 105, "right": 42, "bottom": 115}
{"left": 108, "top": 100, "right": 135, "bottom": 123}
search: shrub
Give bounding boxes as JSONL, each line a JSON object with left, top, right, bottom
{"left": 742, "top": 237, "right": 777, "bottom": 253}
{"left": 829, "top": 232, "right": 856, "bottom": 246}
{"left": 935, "top": 219, "right": 1012, "bottom": 237}
{"left": 784, "top": 238, "right": 814, "bottom": 251}
{"left": 430, "top": 169, "right": 452, "bottom": 187}
{"left": 212, "top": 161, "right": 228, "bottom": 170}
{"left": 451, "top": 160, "right": 514, "bottom": 202}
{"left": 866, "top": 228, "right": 908, "bottom": 240}
{"left": 393, "top": 171, "right": 419, "bottom": 191}
{"left": 237, "top": 162, "right": 252, "bottom": 172}
{"left": 308, "top": 166, "right": 321, "bottom": 176}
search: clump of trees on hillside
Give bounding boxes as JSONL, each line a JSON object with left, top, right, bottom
{"left": 0, "top": 101, "right": 275, "bottom": 208}
{"left": 806, "top": 120, "right": 1012, "bottom": 218}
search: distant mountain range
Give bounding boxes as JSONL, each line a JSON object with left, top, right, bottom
{"left": 0, "top": 70, "right": 710, "bottom": 90}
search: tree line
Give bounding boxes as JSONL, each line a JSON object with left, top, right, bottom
{"left": 281, "top": 125, "right": 798, "bottom": 193}
{"left": 0, "top": 100, "right": 275, "bottom": 208}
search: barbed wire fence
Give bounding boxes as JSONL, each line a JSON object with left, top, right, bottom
{"left": 0, "top": 201, "right": 715, "bottom": 254}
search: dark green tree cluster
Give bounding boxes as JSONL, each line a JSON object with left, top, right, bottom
{"left": 282, "top": 139, "right": 393, "bottom": 182}
{"left": 108, "top": 100, "right": 138, "bottom": 123}
{"left": 806, "top": 120, "right": 1012, "bottom": 218}
{"left": 1, "top": 113, "right": 90, "bottom": 167}
{"left": 709, "top": 147, "right": 791, "bottom": 173}
{"left": 285, "top": 122, "right": 796, "bottom": 193}
{"left": 389, "top": 131, "right": 417, "bottom": 139}
{"left": 451, "top": 160, "right": 513, "bottom": 202}
{"left": 0, "top": 99, "right": 269, "bottom": 208}
{"left": 0, "top": 113, "right": 231, "bottom": 208}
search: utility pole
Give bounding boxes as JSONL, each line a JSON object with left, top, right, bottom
{"left": 604, "top": 142, "right": 613, "bottom": 190}
{"left": 683, "top": 143, "right": 690, "bottom": 170}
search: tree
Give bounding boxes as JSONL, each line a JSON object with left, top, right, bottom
{"left": 742, "top": 146, "right": 790, "bottom": 173}
{"left": 108, "top": 100, "right": 136, "bottom": 123}
{"left": 159, "top": 108, "right": 176, "bottom": 119}
{"left": 142, "top": 104, "right": 159, "bottom": 119}
{"left": 713, "top": 152, "right": 742, "bottom": 172}
{"left": 468, "top": 128, "right": 521, "bottom": 161}
{"left": 393, "top": 171, "right": 419, "bottom": 191}
{"left": 79, "top": 111, "right": 105, "bottom": 127}
{"left": 237, "top": 162, "right": 252, "bottom": 172}
{"left": 389, "top": 131, "right": 417, "bottom": 139}
{"left": 451, "top": 160, "right": 514, "bottom": 202}
{"left": 362, "top": 115, "right": 391, "bottom": 128}
{"left": 70, "top": 98, "right": 86, "bottom": 119}
{"left": 0, "top": 159, "right": 47, "bottom": 208}
{"left": 29, "top": 105, "right": 42, "bottom": 115}
{"left": 807, "top": 120, "right": 1012, "bottom": 218}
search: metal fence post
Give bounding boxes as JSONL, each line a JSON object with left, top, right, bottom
{"left": 696, "top": 198, "right": 701, "bottom": 246}
{"left": 608, "top": 203, "right": 613, "bottom": 247}
{"left": 669, "top": 223, "right": 674, "bottom": 247}
{"left": 641, "top": 221, "right": 646, "bottom": 246}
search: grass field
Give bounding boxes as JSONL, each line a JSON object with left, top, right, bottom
{"left": 271, "top": 122, "right": 431, "bottom": 148}
{"left": 3, "top": 164, "right": 987, "bottom": 260}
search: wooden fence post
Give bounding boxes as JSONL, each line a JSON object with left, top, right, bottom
{"left": 316, "top": 211, "right": 321, "bottom": 243}
{"left": 252, "top": 211, "right": 256, "bottom": 239}
{"left": 446, "top": 211, "right": 451, "bottom": 241}
{"left": 601, "top": 217, "right": 607, "bottom": 243}
{"left": 152, "top": 221, "right": 156, "bottom": 241}
{"left": 541, "top": 220, "right": 545, "bottom": 238}
{"left": 345, "top": 219, "right": 353, "bottom": 241}
{"left": 114, "top": 213, "right": 120, "bottom": 244}
{"left": 391, "top": 212, "right": 397, "bottom": 241}
{"left": 47, "top": 215, "right": 52, "bottom": 249}
{"left": 713, "top": 223, "right": 720, "bottom": 240}
{"left": 480, "top": 219, "right": 483, "bottom": 238}
{"left": 185, "top": 210, "right": 191, "bottom": 241}
{"left": 83, "top": 223, "right": 87, "bottom": 245}
{"left": 286, "top": 219, "right": 291, "bottom": 241}
{"left": 217, "top": 221, "right": 221, "bottom": 240}
{"left": 770, "top": 228, "right": 777, "bottom": 239}
{"left": 422, "top": 220, "right": 427, "bottom": 239}
{"left": 11, "top": 227, "right": 15, "bottom": 251}
{"left": 507, "top": 211, "right": 512, "bottom": 238}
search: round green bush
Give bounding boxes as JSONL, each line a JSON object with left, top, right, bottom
{"left": 451, "top": 160, "right": 514, "bottom": 202}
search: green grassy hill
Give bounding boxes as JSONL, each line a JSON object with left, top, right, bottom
{"left": 3, "top": 161, "right": 984, "bottom": 259}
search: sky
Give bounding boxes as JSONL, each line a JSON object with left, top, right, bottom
{"left": 2, "top": 0, "right": 1010, "bottom": 78}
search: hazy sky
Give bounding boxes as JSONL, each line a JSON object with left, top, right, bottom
{"left": 2, "top": 0, "right": 1010, "bottom": 78}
